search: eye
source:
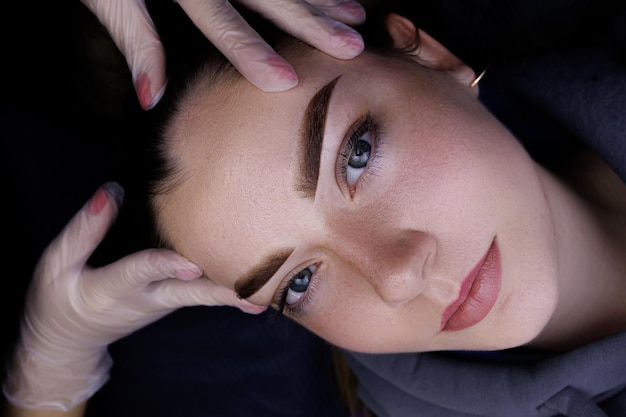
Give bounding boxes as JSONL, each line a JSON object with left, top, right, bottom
{"left": 276, "top": 264, "right": 318, "bottom": 316}
{"left": 338, "top": 112, "right": 381, "bottom": 194}
{"left": 346, "top": 131, "right": 372, "bottom": 187}
{"left": 285, "top": 265, "right": 315, "bottom": 305}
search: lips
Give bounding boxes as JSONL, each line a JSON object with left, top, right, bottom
{"left": 441, "top": 239, "right": 502, "bottom": 331}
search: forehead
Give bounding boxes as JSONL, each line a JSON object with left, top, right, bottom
{"left": 158, "top": 50, "right": 430, "bottom": 287}
{"left": 161, "top": 55, "right": 343, "bottom": 281}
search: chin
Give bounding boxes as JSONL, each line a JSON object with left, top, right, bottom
{"left": 484, "top": 280, "right": 559, "bottom": 350}
{"left": 489, "top": 313, "right": 555, "bottom": 351}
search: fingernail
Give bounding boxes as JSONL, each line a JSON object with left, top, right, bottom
{"left": 135, "top": 74, "right": 151, "bottom": 110}
{"left": 90, "top": 182, "right": 124, "bottom": 214}
{"left": 89, "top": 188, "right": 108, "bottom": 215}
{"left": 333, "top": 27, "right": 365, "bottom": 57}
{"left": 135, "top": 73, "right": 164, "bottom": 110}
{"left": 258, "top": 55, "right": 298, "bottom": 92}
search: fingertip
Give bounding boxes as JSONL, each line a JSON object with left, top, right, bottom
{"left": 135, "top": 73, "right": 167, "bottom": 110}
{"left": 248, "top": 55, "right": 298, "bottom": 92}
{"left": 239, "top": 303, "right": 268, "bottom": 315}
{"left": 260, "top": 77, "right": 299, "bottom": 92}
{"left": 331, "top": 27, "right": 365, "bottom": 59}
{"left": 170, "top": 258, "right": 203, "bottom": 281}
{"left": 338, "top": 0, "right": 367, "bottom": 25}
{"left": 102, "top": 182, "right": 125, "bottom": 206}
{"left": 89, "top": 182, "right": 124, "bottom": 215}
{"left": 135, "top": 73, "right": 152, "bottom": 110}
{"left": 149, "top": 82, "right": 167, "bottom": 110}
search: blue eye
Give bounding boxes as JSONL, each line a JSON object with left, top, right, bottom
{"left": 286, "top": 266, "right": 315, "bottom": 305}
{"left": 340, "top": 112, "right": 378, "bottom": 191}
{"left": 348, "top": 135, "right": 371, "bottom": 169}
{"left": 276, "top": 264, "right": 318, "bottom": 315}
{"left": 346, "top": 131, "right": 372, "bottom": 186}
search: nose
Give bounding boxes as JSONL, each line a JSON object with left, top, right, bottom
{"left": 336, "top": 230, "right": 435, "bottom": 307}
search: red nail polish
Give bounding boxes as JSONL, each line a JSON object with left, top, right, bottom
{"left": 266, "top": 55, "right": 298, "bottom": 82}
{"left": 89, "top": 187, "right": 108, "bottom": 215}
{"left": 89, "top": 182, "right": 124, "bottom": 214}
{"left": 135, "top": 73, "right": 153, "bottom": 110}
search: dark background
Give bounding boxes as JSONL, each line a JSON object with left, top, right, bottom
{"left": 1, "top": 0, "right": 150, "bottom": 370}
{"left": 1, "top": 0, "right": 146, "bottom": 355}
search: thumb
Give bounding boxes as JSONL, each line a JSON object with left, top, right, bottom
{"left": 43, "top": 182, "right": 125, "bottom": 275}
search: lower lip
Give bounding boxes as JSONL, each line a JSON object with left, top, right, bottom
{"left": 441, "top": 240, "right": 502, "bottom": 331}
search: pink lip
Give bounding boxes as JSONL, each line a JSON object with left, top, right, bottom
{"left": 440, "top": 239, "right": 502, "bottom": 331}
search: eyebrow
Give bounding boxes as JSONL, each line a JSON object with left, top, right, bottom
{"left": 234, "top": 78, "right": 342, "bottom": 300}
{"left": 296, "top": 76, "right": 341, "bottom": 198}
{"left": 235, "top": 248, "right": 294, "bottom": 299}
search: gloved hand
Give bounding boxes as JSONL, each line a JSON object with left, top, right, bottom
{"left": 2, "top": 182, "right": 265, "bottom": 411}
{"left": 80, "top": 0, "right": 366, "bottom": 110}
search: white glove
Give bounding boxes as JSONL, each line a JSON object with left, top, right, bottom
{"left": 3, "top": 182, "right": 265, "bottom": 411}
{"left": 80, "top": 0, "right": 366, "bottom": 109}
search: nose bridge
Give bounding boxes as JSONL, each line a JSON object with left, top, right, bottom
{"left": 332, "top": 227, "right": 434, "bottom": 307}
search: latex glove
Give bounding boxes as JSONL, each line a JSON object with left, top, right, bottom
{"left": 3, "top": 182, "right": 265, "bottom": 411}
{"left": 80, "top": 0, "right": 366, "bottom": 110}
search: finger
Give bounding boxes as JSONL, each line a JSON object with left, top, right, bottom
{"left": 92, "top": 248, "right": 203, "bottom": 296}
{"left": 306, "top": 0, "right": 366, "bottom": 25}
{"left": 176, "top": 0, "right": 298, "bottom": 92}
{"left": 238, "top": 0, "right": 364, "bottom": 60}
{"left": 43, "top": 182, "right": 124, "bottom": 274}
{"left": 81, "top": 0, "right": 167, "bottom": 109}
{"left": 151, "top": 276, "right": 268, "bottom": 314}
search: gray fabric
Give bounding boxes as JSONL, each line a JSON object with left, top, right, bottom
{"left": 345, "top": 332, "right": 626, "bottom": 417}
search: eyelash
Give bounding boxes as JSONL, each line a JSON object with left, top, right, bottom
{"left": 337, "top": 111, "right": 384, "bottom": 195}
{"left": 273, "top": 263, "right": 320, "bottom": 319}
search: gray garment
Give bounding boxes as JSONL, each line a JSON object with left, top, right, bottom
{"left": 345, "top": 332, "right": 626, "bottom": 417}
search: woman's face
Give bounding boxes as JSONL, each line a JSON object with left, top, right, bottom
{"left": 159, "top": 49, "right": 560, "bottom": 353}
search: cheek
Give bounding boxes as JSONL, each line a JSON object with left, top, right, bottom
{"left": 385, "top": 125, "right": 501, "bottom": 238}
{"left": 389, "top": 97, "right": 536, "bottom": 220}
{"left": 297, "top": 261, "right": 436, "bottom": 353}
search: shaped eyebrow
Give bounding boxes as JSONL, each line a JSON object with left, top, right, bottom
{"left": 296, "top": 76, "right": 341, "bottom": 198}
{"left": 235, "top": 77, "right": 342, "bottom": 301}
{"left": 235, "top": 248, "right": 293, "bottom": 300}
